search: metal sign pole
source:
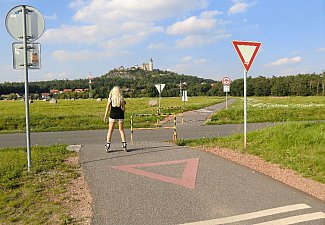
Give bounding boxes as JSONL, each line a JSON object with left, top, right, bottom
{"left": 22, "top": 6, "right": 32, "bottom": 171}
{"left": 243, "top": 69, "right": 247, "bottom": 150}
{"left": 159, "top": 86, "right": 161, "bottom": 107}
{"left": 226, "top": 91, "right": 228, "bottom": 110}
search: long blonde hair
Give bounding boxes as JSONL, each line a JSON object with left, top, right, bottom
{"left": 109, "top": 86, "right": 124, "bottom": 108}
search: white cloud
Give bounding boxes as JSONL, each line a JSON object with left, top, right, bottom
{"left": 42, "top": 25, "right": 100, "bottom": 44}
{"left": 176, "top": 33, "right": 230, "bottom": 48}
{"left": 42, "top": 0, "right": 214, "bottom": 55}
{"left": 180, "top": 56, "right": 207, "bottom": 64}
{"left": 167, "top": 11, "right": 223, "bottom": 35}
{"left": 315, "top": 47, "right": 325, "bottom": 53}
{"left": 270, "top": 56, "right": 302, "bottom": 66}
{"left": 194, "top": 58, "right": 208, "bottom": 64}
{"left": 44, "top": 13, "right": 57, "bottom": 20}
{"left": 73, "top": 0, "right": 208, "bottom": 23}
{"left": 172, "top": 57, "right": 209, "bottom": 75}
{"left": 167, "top": 10, "right": 230, "bottom": 48}
{"left": 52, "top": 50, "right": 98, "bottom": 62}
{"left": 147, "top": 43, "right": 166, "bottom": 50}
{"left": 181, "top": 56, "right": 193, "bottom": 62}
{"left": 68, "top": 0, "right": 87, "bottom": 10}
{"left": 52, "top": 48, "right": 131, "bottom": 62}
{"left": 99, "top": 27, "right": 163, "bottom": 49}
{"left": 228, "top": 1, "right": 256, "bottom": 15}
{"left": 44, "top": 72, "right": 69, "bottom": 81}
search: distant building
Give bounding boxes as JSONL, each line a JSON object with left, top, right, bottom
{"left": 41, "top": 93, "right": 51, "bottom": 100}
{"left": 115, "top": 58, "right": 154, "bottom": 72}
{"left": 50, "top": 89, "right": 59, "bottom": 94}
{"left": 141, "top": 58, "right": 153, "bottom": 71}
{"left": 75, "top": 89, "right": 84, "bottom": 93}
{"left": 63, "top": 89, "right": 72, "bottom": 93}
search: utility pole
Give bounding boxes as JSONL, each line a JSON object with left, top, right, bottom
{"left": 323, "top": 71, "right": 325, "bottom": 96}
{"left": 180, "top": 81, "right": 182, "bottom": 97}
{"left": 88, "top": 73, "right": 93, "bottom": 98}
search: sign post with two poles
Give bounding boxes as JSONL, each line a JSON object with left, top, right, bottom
{"left": 222, "top": 76, "right": 231, "bottom": 110}
{"left": 232, "top": 40, "right": 262, "bottom": 150}
{"left": 5, "top": 5, "right": 45, "bottom": 171}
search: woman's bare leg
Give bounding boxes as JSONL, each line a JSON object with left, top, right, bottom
{"left": 107, "top": 121, "right": 115, "bottom": 142}
{"left": 118, "top": 121, "right": 126, "bottom": 142}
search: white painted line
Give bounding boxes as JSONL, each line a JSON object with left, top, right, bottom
{"left": 180, "top": 204, "right": 311, "bottom": 225}
{"left": 253, "top": 212, "right": 325, "bottom": 225}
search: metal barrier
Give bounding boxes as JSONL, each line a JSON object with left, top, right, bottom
{"left": 157, "top": 106, "right": 184, "bottom": 124}
{"left": 130, "top": 113, "right": 177, "bottom": 143}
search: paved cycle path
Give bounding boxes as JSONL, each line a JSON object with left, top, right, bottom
{"left": 79, "top": 100, "right": 324, "bottom": 225}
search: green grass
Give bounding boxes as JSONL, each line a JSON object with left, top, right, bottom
{"left": 208, "top": 96, "right": 325, "bottom": 124}
{"left": 177, "top": 122, "right": 325, "bottom": 183}
{"left": 0, "top": 96, "right": 224, "bottom": 133}
{"left": 0, "top": 145, "right": 80, "bottom": 224}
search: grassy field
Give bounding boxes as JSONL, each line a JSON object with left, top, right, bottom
{"left": 208, "top": 96, "right": 325, "bottom": 124}
{"left": 0, "top": 96, "right": 224, "bottom": 133}
{"left": 177, "top": 121, "right": 325, "bottom": 183}
{"left": 0, "top": 145, "right": 81, "bottom": 224}
{"left": 178, "top": 96, "right": 325, "bottom": 184}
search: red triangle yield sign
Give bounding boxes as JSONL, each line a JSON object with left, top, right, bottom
{"left": 111, "top": 158, "right": 199, "bottom": 189}
{"left": 232, "top": 40, "right": 262, "bottom": 72}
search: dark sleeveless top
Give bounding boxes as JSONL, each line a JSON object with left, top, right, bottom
{"left": 109, "top": 100, "right": 125, "bottom": 119}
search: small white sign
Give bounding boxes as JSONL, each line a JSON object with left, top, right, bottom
{"left": 182, "top": 90, "right": 188, "bottom": 101}
{"left": 155, "top": 84, "right": 165, "bottom": 93}
{"left": 12, "top": 42, "right": 41, "bottom": 69}
{"left": 223, "top": 86, "right": 230, "bottom": 92}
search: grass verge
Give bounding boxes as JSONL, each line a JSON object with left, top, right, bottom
{"left": 208, "top": 96, "right": 325, "bottom": 124}
{"left": 177, "top": 122, "right": 325, "bottom": 183}
{"left": 0, "top": 145, "right": 83, "bottom": 224}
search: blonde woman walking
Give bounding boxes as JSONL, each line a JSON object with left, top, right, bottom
{"left": 104, "top": 86, "right": 127, "bottom": 152}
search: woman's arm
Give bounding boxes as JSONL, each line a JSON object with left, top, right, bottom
{"left": 104, "top": 100, "right": 111, "bottom": 122}
{"left": 121, "top": 100, "right": 126, "bottom": 112}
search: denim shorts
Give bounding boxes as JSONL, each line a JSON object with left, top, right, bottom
{"left": 109, "top": 117, "right": 124, "bottom": 122}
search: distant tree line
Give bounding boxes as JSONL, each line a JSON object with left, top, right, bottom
{"left": 0, "top": 69, "right": 324, "bottom": 99}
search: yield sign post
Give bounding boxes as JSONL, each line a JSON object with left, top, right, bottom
{"left": 232, "top": 40, "right": 262, "bottom": 150}
{"left": 155, "top": 84, "right": 165, "bottom": 113}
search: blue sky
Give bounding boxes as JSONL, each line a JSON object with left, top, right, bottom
{"left": 0, "top": 0, "right": 324, "bottom": 83}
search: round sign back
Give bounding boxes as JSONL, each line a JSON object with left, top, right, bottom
{"left": 5, "top": 5, "right": 45, "bottom": 41}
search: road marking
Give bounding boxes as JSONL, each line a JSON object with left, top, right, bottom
{"left": 111, "top": 158, "right": 199, "bottom": 189}
{"left": 180, "top": 204, "right": 311, "bottom": 224}
{"left": 254, "top": 212, "right": 325, "bottom": 225}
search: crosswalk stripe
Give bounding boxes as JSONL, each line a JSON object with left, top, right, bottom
{"left": 180, "top": 204, "right": 311, "bottom": 225}
{"left": 253, "top": 212, "right": 325, "bottom": 225}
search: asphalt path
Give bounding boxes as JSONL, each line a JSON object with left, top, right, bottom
{"left": 0, "top": 99, "right": 324, "bottom": 224}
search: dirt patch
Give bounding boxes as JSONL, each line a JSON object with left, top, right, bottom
{"left": 65, "top": 156, "right": 93, "bottom": 224}
{"left": 199, "top": 146, "right": 325, "bottom": 201}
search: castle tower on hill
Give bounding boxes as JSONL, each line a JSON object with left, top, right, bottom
{"left": 142, "top": 58, "right": 153, "bottom": 71}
